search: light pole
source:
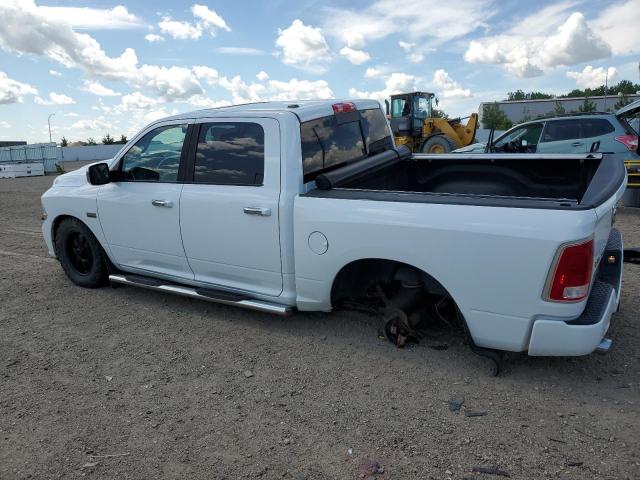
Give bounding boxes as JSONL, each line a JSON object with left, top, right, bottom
{"left": 47, "top": 113, "right": 55, "bottom": 143}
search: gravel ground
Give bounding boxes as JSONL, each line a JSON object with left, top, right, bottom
{"left": 1, "top": 163, "right": 639, "bottom": 480}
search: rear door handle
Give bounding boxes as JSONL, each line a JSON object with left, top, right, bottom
{"left": 571, "top": 142, "right": 583, "bottom": 147}
{"left": 151, "top": 199, "right": 173, "bottom": 208}
{"left": 243, "top": 206, "right": 271, "bottom": 216}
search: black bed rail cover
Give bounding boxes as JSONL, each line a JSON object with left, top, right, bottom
{"left": 315, "top": 145, "right": 411, "bottom": 190}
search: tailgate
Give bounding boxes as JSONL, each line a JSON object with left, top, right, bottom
{"left": 592, "top": 177, "right": 626, "bottom": 266}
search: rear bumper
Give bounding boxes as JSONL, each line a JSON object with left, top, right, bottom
{"left": 528, "top": 229, "right": 623, "bottom": 356}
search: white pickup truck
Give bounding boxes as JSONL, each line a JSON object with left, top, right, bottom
{"left": 41, "top": 100, "right": 626, "bottom": 362}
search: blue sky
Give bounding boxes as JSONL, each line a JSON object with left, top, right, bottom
{"left": 0, "top": 0, "right": 638, "bottom": 143}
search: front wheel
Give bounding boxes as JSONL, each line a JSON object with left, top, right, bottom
{"left": 421, "top": 135, "right": 455, "bottom": 154}
{"left": 55, "top": 218, "right": 108, "bottom": 288}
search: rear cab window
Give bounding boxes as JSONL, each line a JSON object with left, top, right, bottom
{"left": 301, "top": 107, "right": 393, "bottom": 183}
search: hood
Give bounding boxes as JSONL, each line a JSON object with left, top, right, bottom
{"left": 616, "top": 98, "right": 640, "bottom": 118}
{"left": 52, "top": 160, "right": 109, "bottom": 187}
{"left": 452, "top": 142, "right": 486, "bottom": 153}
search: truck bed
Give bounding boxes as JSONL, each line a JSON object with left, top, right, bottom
{"left": 308, "top": 151, "right": 626, "bottom": 211}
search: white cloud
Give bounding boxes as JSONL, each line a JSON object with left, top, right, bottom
{"left": 0, "top": 121, "right": 10, "bottom": 128}
{"left": 275, "top": 19, "right": 331, "bottom": 72}
{"left": 142, "top": 109, "right": 179, "bottom": 125}
{"left": 120, "top": 92, "right": 160, "bottom": 111}
{"left": 0, "top": 1, "right": 139, "bottom": 81}
{"left": 188, "top": 95, "right": 232, "bottom": 109}
{"left": 34, "top": 92, "right": 75, "bottom": 105}
{"left": 191, "top": 69, "right": 334, "bottom": 104}
{"left": 193, "top": 65, "right": 219, "bottom": 86}
{"left": 49, "top": 69, "right": 62, "bottom": 76}
{"left": 539, "top": 13, "right": 610, "bottom": 67}
{"left": 216, "top": 47, "right": 263, "bottom": 55}
{"left": 71, "top": 118, "right": 114, "bottom": 131}
{"left": 217, "top": 75, "right": 265, "bottom": 103}
{"left": 38, "top": 5, "right": 143, "bottom": 29}
{"left": 191, "top": 4, "right": 230, "bottom": 32}
{"left": 324, "top": 0, "right": 491, "bottom": 48}
{"left": 463, "top": 6, "right": 612, "bottom": 77}
{"left": 591, "top": 0, "right": 640, "bottom": 56}
{"left": 364, "top": 67, "right": 382, "bottom": 79}
{"left": 431, "top": 69, "right": 471, "bottom": 99}
{"left": 0, "top": 71, "right": 37, "bottom": 104}
{"left": 566, "top": 66, "right": 618, "bottom": 89}
{"left": 339, "top": 46, "right": 370, "bottom": 65}
{"left": 64, "top": 112, "right": 79, "bottom": 117}
{"left": 349, "top": 72, "right": 417, "bottom": 103}
{"left": 158, "top": 4, "right": 230, "bottom": 41}
{"left": 138, "top": 65, "right": 203, "bottom": 100}
{"left": 145, "top": 33, "right": 164, "bottom": 43}
{"left": 83, "top": 80, "right": 121, "bottom": 97}
{"left": 159, "top": 18, "right": 202, "bottom": 40}
{"left": 267, "top": 79, "right": 333, "bottom": 100}
{"left": 398, "top": 41, "right": 424, "bottom": 63}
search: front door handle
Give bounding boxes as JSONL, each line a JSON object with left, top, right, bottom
{"left": 151, "top": 199, "right": 173, "bottom": 208}
{"left": 243, "top": 206, "right": 271, "bottom": 217}
{"left": 571, "top": 142, "right": 583, "bottom": 147}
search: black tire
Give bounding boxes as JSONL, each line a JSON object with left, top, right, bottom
{"left": 55, "top": 218, "right": 108, "bottom": 288}
{"left": 421, "top": 135, "right": 455, "bottom": 154}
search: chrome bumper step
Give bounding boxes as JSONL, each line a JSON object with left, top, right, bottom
{"left": 108, "top": 274, "right": 293, "bottom": 316}
{"left": 595, "top": 338, "right": 612, "bottom": 354}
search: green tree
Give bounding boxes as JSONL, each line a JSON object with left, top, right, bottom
{"left": 578, "top": 97, "right": 597, "bottom": 113}
{"left": 118, "top": 134, "right": 128, "bottom": 144}
{"left": 507, "top": 90, "right": 554, "bottom": 101}
{"left": 481, "top": 103, "right": 513, "bottom": 130}
{"left": 552, "top": 100, "right": 566, "bottom": 116}
{"left": 432, "top": 108, "right": 448, "bottom": 119}
{"left": 507, "top": 89, "right": 526, "bottom": 101}
{"left": 102, "top": 133, "right": 115, "bottom": 145}
{"left": 60, "top": 136, "right": 68, "bottom": 147}
{"left": 86, "top": 137, "right": 97, "bottom": 145}
{"left": 614, "top": 93, "right": 631, "bottom": 110}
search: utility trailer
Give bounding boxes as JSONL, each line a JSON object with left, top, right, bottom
{"left": 0, "top": 161, "right": 45, "bottom": 178}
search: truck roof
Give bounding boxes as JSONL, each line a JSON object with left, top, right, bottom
{"left": 162, "top": 99, "right": 382, "bottom": 123}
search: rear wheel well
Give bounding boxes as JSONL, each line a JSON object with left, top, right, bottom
{"left": 330, "top": 259, "right": 451, "bottom": 306}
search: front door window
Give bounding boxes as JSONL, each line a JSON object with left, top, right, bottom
{"left": 120, "top": 124, "right": 187, "bottom": 182}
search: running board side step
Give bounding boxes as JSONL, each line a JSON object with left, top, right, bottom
{"left": 108, "top": 274, "right": 293, "bottom": 316}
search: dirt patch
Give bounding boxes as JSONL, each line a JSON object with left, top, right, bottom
{"left": 1, "top": 167, "right": 639, "bottom": 479}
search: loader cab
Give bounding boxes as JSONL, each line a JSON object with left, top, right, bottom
{"left": 388, "top": 92, "right": 434, "bottom": 136}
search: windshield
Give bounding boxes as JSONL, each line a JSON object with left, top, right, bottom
{"left": 413, "top": 95, "right": 431, "bottom": 119}
{"left": 494, "top": 123, "right": 543, "bottom": 148}
{"left": 390, "top": 97, "right": 409, "bottom": 118}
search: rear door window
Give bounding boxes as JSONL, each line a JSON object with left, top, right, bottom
{"left": 194, "top": 122, "right": 264, "bottom": 185}
{"left": 580, "top": 119, "right": 615, "bottom": 138}
{"left": 541, "top": 120, "right": 581, "bottom": 142}
{"left": 301, "top": 108, "right": 393, "bottom": 182}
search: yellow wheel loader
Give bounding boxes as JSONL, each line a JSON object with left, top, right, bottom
{"left": 386, "top": 91, "right": 478, "bottom": 153}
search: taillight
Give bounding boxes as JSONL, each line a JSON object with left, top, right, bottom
{"left": 332, "top": 102, "right": 357, "bottom": 113}
{"left": 545, "top": 238, "right": 594, "bottom": 302}
{"left": 614, "top": 134, "right": 638, "bottom": 151}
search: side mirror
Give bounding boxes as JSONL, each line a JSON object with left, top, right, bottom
{"left": 87, "top": 163, "right": 111, "bottom": 185}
